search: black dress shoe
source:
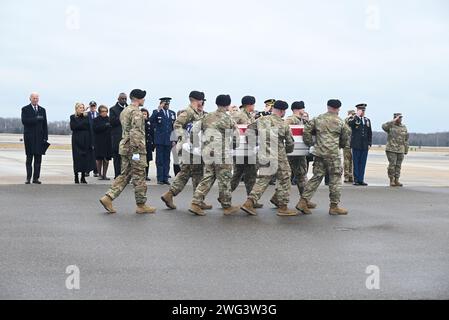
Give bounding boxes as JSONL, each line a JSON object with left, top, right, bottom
{"left": 353, "top": 182, "right": 360, "bottom": 186}
{"left": 164, "top": 181, "right": 171, "bottom": 185}
{"left": 25, "top": 180, "right": 31, "bottom": 185}
{"left": 32, "top": 180, "right": 42, "bottom": 184}
{"left": 157, "top": 181, "right": 165, "bottom": 185}
{"left": 360, "top": 182, "right": 368, "bottom": 186}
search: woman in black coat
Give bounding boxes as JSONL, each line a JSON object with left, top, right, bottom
{"left": 141, "top": 108, "right": 154, "bottom": 181}
{"left": 70, "top": 103, "right": 94, "bottom": 184}
{"left": 93, "top": 105, "right": 113, "bottom": 180}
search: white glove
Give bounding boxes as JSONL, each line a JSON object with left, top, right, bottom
{"left": 132, "top": 154, "right": 140, "bottom": 161}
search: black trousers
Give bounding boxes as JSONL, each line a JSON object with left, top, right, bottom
{"left": 113, "top": 152, "right": 121, "bottom": 179}
{"left": 26, "top": 154, "right": 42, "bottom": 181}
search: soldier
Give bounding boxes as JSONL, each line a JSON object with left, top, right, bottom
{"left": 230, "top": 96, "right": 263, "bottom": 209}
{"left": 343, "top": 110, "right": 356, "bottom": 183}
{"left": 189, "top": 95, "right": 241, "bottom": 216}
{"left": 160, "top": 91, "right": 211, "bottom": 210}
{"left": 241, "top": 100, "right": 297, "bottom": 217}
{"left": 382, "top": 113, "right": 409, "bottom": 187}
{"left": 282, "top": 101, "right": 316, "bottom": 209}
{"left": 99, "top": 89, "right": 156, "bottom": 215}
{"left": 297, "top": 99, "right": 350, "bottom": 216}
{"left": 348, "top": 103, "right": 372, "bottom": 186}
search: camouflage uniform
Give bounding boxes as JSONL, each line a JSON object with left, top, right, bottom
{"left": 169, "top": 105, "right": 205, "bottom": 196}
{"left": 285, "top": 114, "right": 309, "bottom": 196}
{"left": 106, "top": 104, "right": 148, "bottom": 204}
{"left": 302, "top": 112, "right": 349, "bottom": 205}
{"left": 382, "top": 120, "right": 409, "bottom": 180}
{"left": 343, "top": 115, "right": 354, "bottom": 182}
{"left": 248, "top": 114, "right": 294, "bottom": 206}
{"left": 192, "top": 108, "right": 239, "bottom": 208}
{"left": 230, "top": 107, "right": 257, "bottom": 195}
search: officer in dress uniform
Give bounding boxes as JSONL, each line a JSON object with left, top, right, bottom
{"left": 150, "top": 97, "right": 177, "bottom": 185}
{"left": 348, "top": 103, "right": 372, "bottom": 186}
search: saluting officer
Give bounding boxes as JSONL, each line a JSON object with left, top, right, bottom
{"left": 150, "top": 97, "right": 176, "bottom": 185}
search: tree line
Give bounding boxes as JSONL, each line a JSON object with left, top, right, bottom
{"left": 1, "top": 117, "right": 448, "bottom": 147}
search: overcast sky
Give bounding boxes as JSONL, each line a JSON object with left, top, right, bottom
{"left": 1, "top": 0, "right": 448, "bottom": 132}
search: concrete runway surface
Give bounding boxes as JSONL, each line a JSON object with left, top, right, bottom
{"left": 0, "top": 184, "right": 448, "bottom": 300}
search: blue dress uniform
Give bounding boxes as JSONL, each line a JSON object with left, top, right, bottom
{"left": 348, "top": 104, "right": 372, "bottom": 186}
{"left": 150, "top": 98, "right": 176, "bottom": 184}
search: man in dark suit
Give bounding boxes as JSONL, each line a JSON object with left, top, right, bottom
{"left": 21, "top": 92, "right": 48, "bottom": 184}
{"left": 87, "top": 101, "right": 99, "bottom": 177}
{"left": 150, "top": 97, "right": 176, "bottom": 185}
{"left": 348, "top": 103, "right": 372, "bottom": 186}
{"left": 109, "top": 93, "right": 128, "bottom": 179}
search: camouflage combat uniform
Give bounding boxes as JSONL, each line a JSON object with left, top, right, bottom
{"left": 248, "top": 114, "right": 294, "bottom": 206}
{"left": 285, "top": 114, "right": 309, "bottom": 196}
{"left": 169, "top": 105, "right": 205, "bottom": 196}
{"left": 301, "top": 112, "right": 349, "bottom": 205}
{"left": 382, "top": 120, "right": 409, "bottom": 180}
{"left": 343, "top": 115, "right": 354, "bottom": 182}
{"left": 191, "top": 108, "right": 239, "bottom": 208}
{"left": 230, "top": 107, "right": 257, "bottom": 195}
{"left": 106, "top": 104, "right": 148, "bottom": 204}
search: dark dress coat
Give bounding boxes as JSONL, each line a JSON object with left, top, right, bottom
{"left": 93, "top": 116, "right": 112, "bottom": 160}
{"left": 145, "top": 119, "right": 154, "bottom": 162}
{"left": 149, "top": 109, "right": 176, "bottom": 146}
{"left": 70, "top": 114, "right": 95, "bottom": 173}
{"left": 109, "top": 103, "right": 126, "bottom": 153}
{"left": 21, "top": 104, "right": 49, "bottom": 155}
{"left": 348, "top": 116, "right": 373, "bottom": 150}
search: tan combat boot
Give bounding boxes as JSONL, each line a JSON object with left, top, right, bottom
{"left": 254, "top": 202, "right": 264, "bottom": 209}
{"left": 241, "top": 198, "right": 257, "bottom": 216}
{"left": 277, "top": 206, "right": 299, "bottom": 217}
{"left": 306, "top": 200, "right": 317, "bottom": 209}
{"left": 223, "top": 206, "right": 240, "bottom": 216}
{"left": 200, "top": 202, "right": 213, "bottom": 210}
{"left": 389, "top": 176, "right": 396, "bottom": 187}
{"left": 329, "top": 204, "right": 348, "bottom": 216}
{"left": 161, "top": 191, "right": 176, "bottom": 209}
{"left": 296, "top": 198, "right": 312, "bottom": 215}
{"left": 99, "top": 195, "right": 116, "bottom": 214}
{"left": 270, "top": 195, "right": 280, "bottom": 208}
{"left": 189, "top": 203, "right": 206, "bottom": 216}
{"left": 136, "top": 204, "right": 157, "bottom": 214}
{"left": 394, "top": 178, "right": 403, "bottom": 187}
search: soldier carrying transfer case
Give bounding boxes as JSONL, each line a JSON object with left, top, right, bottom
{"left": 241, "top": 100, "right": 297, "bottom": 217}
{"left": 297, "top": 99, "right": 350, "bottom": 216}
{"left": 99, "top": 89, "right": 156, "bottom": 215}
{"left": 160, "top": 91, "right": 212, "bottom": 210}
{"left": 382, "top": 113, "right": 409, "bottom": 187}
{"left": 189, "top": 95, "right": 241, "bottom": 216}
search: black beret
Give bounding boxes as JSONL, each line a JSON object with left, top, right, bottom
{"left": 189, "top": 91, "right": 205, "bottom": 101}
{"left": 356, "top": 103, "right": 367, "bottom": 110}
{"left": 264, "top": 99, "right": 276, "bottom": 105}
{"left": 327, "top": 99, "right": 342, "bottom": 109}
{"left": 394, "top": 113, "right": 403, "bottom": 118}
{"left": 160, "top": 97, "right": 172, "bottom": 102}
{"left": 273, "top": 100, "right": 289, "bottom": 110}
{"left": 291, "top": 101, "right": 305, "bottom": 110}
{"left": 241, "top": 96, "right": 256, "bottom": 106}
{"left": 130, "top": 89, "right": 146, "bottom": 100}
{"left": 216, "top": 94, "right": 232, "bottom": 107}
{"left": 89, "top": 101, "right": 97, "bottom": 106}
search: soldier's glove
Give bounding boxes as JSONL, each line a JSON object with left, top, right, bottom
{"left": 132, "top": 154, "right": 140, "bottom": 161}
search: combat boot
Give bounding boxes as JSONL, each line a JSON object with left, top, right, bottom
{"left": 161, "top": 191, "right": 176, "bottom": 209}
{"left": 394, "top": 178, "right": 403, "bottom": 187}
{"left": 277, "top": 206, "right": 298, "bottom": 217}
{"left": 329, "top": 204, "right": 348, "bottom": 216}
{"left": 136, "top": 204, "right": 157, "bottom": 214}
{"left": 99, "top": 195, "right": 116, "bottom": 214}
{"left": 270, "top": 195, "right": 280, "bottom": 208}
{"left": 389, "top": 176, "right": 396, "bottom": 187}
{"left": 306, "top": 200, "right": 317, "bottom": 209}
{"left": 241, "top": 198, "right": 257, "bottom": 216}
{"left": 296, "top": 198, "right": 312, "bottom": 215}
{"left": 254, "top": 202, "right": 264, "bottom": 209}
{"left": 200, "top": 202, "right": 213, "bottom": 210}
{"left": 223, "top": 206, "right": 240, "bottom": 216}
{"left": 189, "top": 203, "right": 206, "bottom": 216}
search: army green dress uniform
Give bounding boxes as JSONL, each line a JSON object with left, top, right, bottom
{"left": 382, "top": 113, "right": 409, "bottom": 187}
{"left": 161, "top": 91, "right": 209, "bottom": 210}
{"left": 230, "top": 96, "right": 259, "bottom": 206}
{"left": 100, "top": 89, "right": 156, "bottom": 215}
{"left": 298, "top": 99, "right": 350, "bottom": 216}
{"left": 343, "top": 110, "right": 356, "bottom": 183}
{"left": 190, "top": 95, "right": 240, "bottom": 216}
{"left": 241, "top": 100, "right": 297, "bottom": 217}
{"left": 285, "top": 101, "right": 310, "bottom": 197}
